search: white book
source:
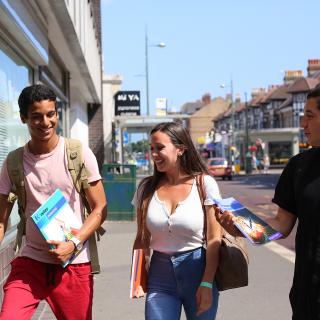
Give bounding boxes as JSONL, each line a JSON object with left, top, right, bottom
{"left": 31, "top": 188, "right": 82, "bottom": 267}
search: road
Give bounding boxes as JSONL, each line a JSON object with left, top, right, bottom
{"left": 216, "top": 173, "right": 296, "bottom": 251}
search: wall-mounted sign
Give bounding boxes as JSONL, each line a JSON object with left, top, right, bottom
{"left": 156, "top": 97, "right": 167, "bottom": 116}
{"left": 114, "top": 91, "right": 140, "bottom": 116}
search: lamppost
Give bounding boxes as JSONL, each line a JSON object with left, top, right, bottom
{"left": 145, "top": 28, "right": 165, "bottom": 116}
{"left": 244, "top": 92, "right": 251, "bottom": 174}
{"left": 220, "top": 78, "right": 235, "bottom": 165}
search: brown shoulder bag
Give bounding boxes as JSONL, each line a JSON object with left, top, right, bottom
{"left": 196, "top": 174, "right": 249, "bottom": 291}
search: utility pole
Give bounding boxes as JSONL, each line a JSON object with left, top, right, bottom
{"left": 145, "top": 28, "right": 150, "bottom": 116}
{"left": 244, "top": 92, "right": 251, "bottom": 174}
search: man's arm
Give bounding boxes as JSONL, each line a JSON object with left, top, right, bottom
{"left": 48, "top": 180, "right": 107, "bottom": 263}
{"left": 265, "top": 207, "right": 297, "bottom": 238}
{"left": 0, "top": 194, "right": 14, "bottom": 245}
{"left": 215, "top": 206, "right": 297, "bottom": 238}
{"left": 75, "top": 179, "right": 107, "bottom": 242}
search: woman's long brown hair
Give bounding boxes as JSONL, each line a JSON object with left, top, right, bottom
{"left": 135, "top": 121, "right": 210, "bottom": 247}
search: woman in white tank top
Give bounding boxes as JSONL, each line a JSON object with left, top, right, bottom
{"left": 132, "top": 121, "right": 222, "bottom": 320}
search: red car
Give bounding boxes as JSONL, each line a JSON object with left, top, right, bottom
{"left": 207, "top": 157, "right": 233, "bottom": 180}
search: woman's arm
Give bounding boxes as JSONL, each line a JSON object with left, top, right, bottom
{"left": 196, "top": 205, "right": 221, "bottom": 316}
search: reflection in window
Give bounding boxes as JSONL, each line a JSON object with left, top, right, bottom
{"left": 0, "top": 39, "right": 30, "bottom": 228}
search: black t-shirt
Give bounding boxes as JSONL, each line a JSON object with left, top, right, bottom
{"left": 273, "top": 147, "right": 320, "bottom": 320}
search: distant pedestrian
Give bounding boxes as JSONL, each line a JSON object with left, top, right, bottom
{"left": 263, "top": 154, "right": 270, "bottom": 174}
{"left": 132, "top": 121, "right": 222, "bottom": 319}
{"left": 214, "top": 84, "right": 320, "bottom": 320}
{"left": 251, "top": 153, "right": 257, "bottom": 173}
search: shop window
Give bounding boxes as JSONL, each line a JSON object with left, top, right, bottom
{"left": 269, "top": 141, "right": 292, "bottom": 166}
{"left": 0, "top": 38, "right": 30, "bottom": 229}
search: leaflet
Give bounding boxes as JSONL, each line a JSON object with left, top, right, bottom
{"left": 212, "top": 197, "right": 282, "bottom": 244}
{"left": 31, "top": 188, "right": 82, "bottom": 267}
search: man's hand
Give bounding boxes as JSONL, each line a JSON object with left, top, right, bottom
{"left": 196, "top": 285, "right": 213, "bottom": 316}
{"left": 47, "top": 240, "right": 75, "bottom": 264}
{"left": 214, "top": 206, "right": 242, "bottom": 237}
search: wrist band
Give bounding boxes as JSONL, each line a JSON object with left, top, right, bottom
{"left": 200, "top": 281, "right": 213, "bottom": 289}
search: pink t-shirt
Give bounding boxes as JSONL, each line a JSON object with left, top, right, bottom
{"left": 0, "top": 137, "right": 101, "bottom": 264}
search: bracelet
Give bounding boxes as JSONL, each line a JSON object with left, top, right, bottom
{"left": 200, "top": 281, "right": 213, "bottom": 289}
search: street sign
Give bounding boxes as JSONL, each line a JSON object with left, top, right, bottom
{"left": 123, "top": 130, "right": 129, "bottom": 145}
{"left": 114, "top": 91, "right": 140, "bottom": 116}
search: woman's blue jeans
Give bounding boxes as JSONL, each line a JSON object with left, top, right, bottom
{"left": 145, "top": 247, "right": 219, "bottom": 320}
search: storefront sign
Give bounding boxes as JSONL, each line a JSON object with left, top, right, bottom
{"left": 114, "top": 91, "right": 140, "bottom": 116}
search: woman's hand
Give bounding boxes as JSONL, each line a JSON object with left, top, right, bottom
{"left": 196, "top": 285, "right": 213, "bottom": 316}
{"left": 133, "top": 285, "right": 145, "bottom": 298}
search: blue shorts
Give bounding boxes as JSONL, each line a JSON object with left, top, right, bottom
{"left": 145, "top": 247, "right": 219, "bottom": 320}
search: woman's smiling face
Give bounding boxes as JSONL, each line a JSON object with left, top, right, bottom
{"left": 150, "top": 131, "right": 183, "bottom": 173}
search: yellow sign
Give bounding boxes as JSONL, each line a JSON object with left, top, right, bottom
{"left": 197, "top": 136, "right": 205, "bottom": 144}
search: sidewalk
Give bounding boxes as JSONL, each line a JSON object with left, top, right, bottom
{"left": 93, "top": 221, "right": 294, "bottom": 320}
{"left": 33, "top": 220, "right": 294, "bottom": 319}
{"left": 237, "top": 168, "right": 283, "bottom": 176}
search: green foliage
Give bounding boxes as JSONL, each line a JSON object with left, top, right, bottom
{"left": 125, "top": 139, "right": 149, "bottom": 153}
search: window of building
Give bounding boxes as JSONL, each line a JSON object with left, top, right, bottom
{"left": 269, "top": 141, "right": 292, "bottom": 166}
{"left": 0, "top": 38, "right": 31, "bottom": 229}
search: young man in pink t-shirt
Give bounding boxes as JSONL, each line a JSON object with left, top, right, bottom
{"left": 0, "top": 84, "right": 107, "bottom": 320}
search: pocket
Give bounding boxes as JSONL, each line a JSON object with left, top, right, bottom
{"left": 70, "top": 264, "right": 92, "bottom": 283}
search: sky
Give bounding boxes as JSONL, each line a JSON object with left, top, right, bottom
{"left": 101, "top": 0, "right": 320, "bottom": 116}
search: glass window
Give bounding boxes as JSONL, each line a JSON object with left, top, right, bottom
{"left": 269, "top": 141, "right": 292, "bottom": 166}
{"left": 209, "top": 159, "right": 227, "bottom": 166}
{"left": 0, "top": 38, "right": 31, "bottom": 229}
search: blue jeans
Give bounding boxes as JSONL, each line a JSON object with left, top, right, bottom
{"left": 145, "top": 247, "right": 219, "bottom": 320}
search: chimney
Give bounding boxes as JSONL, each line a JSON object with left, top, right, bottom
{"left": 201, "top": 93, "right": 211, "bottom": 106}
{"left": 234, "top": 93, "right": 241, "bottom": 104}
{"left": 283, "top": 70, "right": 303, "bottom": 84}
{"left": 251, "top": 88, "right": 266, "bottom": 100}
{"left": 307, "top": 59, "right": 320, "bottom": 77}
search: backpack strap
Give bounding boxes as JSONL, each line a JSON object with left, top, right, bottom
{"left": 65, "top": 138, "right": 90, "bottom": 193}
{"left": 65, "top": 138, "right": 105, "bottom": 274}
{"left": 6, "top": 147, "right": 26, "bottom": 252}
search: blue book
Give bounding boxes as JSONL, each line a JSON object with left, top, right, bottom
{"left": 31, "top": 188, "right": 82, "bottom": 267}
{"left": 211, "top": 197, "right": 282, "bottom": 245}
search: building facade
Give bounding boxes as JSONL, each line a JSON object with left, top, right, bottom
{"left": 0, "top": 0, "right": 103, "bottom": 301}
{"left": 213, "top": 61, "right": 320, "bottom": 168}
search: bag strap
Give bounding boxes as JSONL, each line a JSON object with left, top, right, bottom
{"left": 65, "top": 138, "right": 105, "bottom": 274}
{"left": 196, "top": 174, "right": 207, "bottom": 242}
{"left": 65, "top": 138, "right": 90, "bottom": 193}
{"left": 6, "top": 147, "right": 27, "bottom": 252}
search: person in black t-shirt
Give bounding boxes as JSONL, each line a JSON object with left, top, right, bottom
{"left": 213, "top": 84, "right": 320, "bottom": 320}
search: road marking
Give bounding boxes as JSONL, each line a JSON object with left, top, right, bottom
{"left": 264, "top": 242, "right": 295, "bottom": 264}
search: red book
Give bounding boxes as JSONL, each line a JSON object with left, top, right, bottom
{"left": 130, "top": 249, "right": 147, "bottom": 298}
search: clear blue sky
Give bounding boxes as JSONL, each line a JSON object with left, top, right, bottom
{"left": 101, "top": 0, "right": 320, "bottom": 115}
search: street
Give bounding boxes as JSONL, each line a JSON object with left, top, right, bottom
{"left": 217, "top": 173, "right": 296, "bottom": 251}
{"left": 33, "top": 173, "right": 296, "bottom": 319}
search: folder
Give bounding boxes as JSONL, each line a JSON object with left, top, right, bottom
{"left": 130, "top": 248, "right": 147, "bottom": 298}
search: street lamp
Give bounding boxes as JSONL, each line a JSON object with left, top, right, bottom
{"left": 244, "top": 92, "right": 251, "bottom": 174}
{"left": 220, "top": 78, "right": 235, "bottom": 165}
{"left": 145, "top": 28, "right": 166, "bottom": 116}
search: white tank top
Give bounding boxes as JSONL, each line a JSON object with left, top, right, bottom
{"left": 145, "top": 175, "right": 221, "bottom": 254}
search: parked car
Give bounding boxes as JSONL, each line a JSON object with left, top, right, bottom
{"left": 207, "top": 157, "right": 233, "bottom": 180}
